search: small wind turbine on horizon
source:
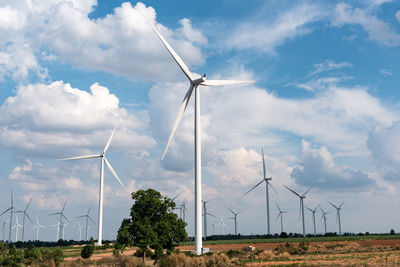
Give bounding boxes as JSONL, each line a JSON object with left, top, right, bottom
{"left": 11, "top": 216, "right": 22, "bottom": 242}
{"left": 320, "top": 206, "right": 329, "bottom": 235}
{"left": 306, "top": 206, "right": 318, "bottom": 236}
{"left": 227, "top": 208, "right": 240, "bottom": 235}
{"left": 1, "top": 220, "right": 9, "bottom": 242}
{"left": 202, "top": 199, "right": 216, "bottom": 239}
{"left": 0, "top": 191, "right": 20, "bottom": 243}
{"left": 328, "top": 201, "right": 345, "bottom": 236}
{"left": 77, "top": 205, "right": 95, "bottom": 241}
{"left": 32, "top": 217, "right": 45, "bottom": 241}
{"left": 58, "top": 124, "right": 126, "bottom": 245}
{"left": 51, "top": 220, "right": 60, "bottom": 241}
{"left": 284, "top": 185, "right": 313, "bottom": 237}
{"left": 77, "top": 222, "right": 83, "bottom": 241}
{"left": 275, "top": 202, "right": 288, "bottom": 233}
{"left": 217, "top": 216, "right": 227, "bottom": 235}
{"left": 49, "top": 201, "right": 70, "bottom": 240}
{"left": 145, "top": 15, "right": 254, "bottom": 255}
{"left": 16, "top": 197, "right": 33, "bottom": 242}
{"left": 245, "top": 148, "right": 277, "bottom": 235}
{"left": 62, "top": 222, "right": 69, "bottom": 240}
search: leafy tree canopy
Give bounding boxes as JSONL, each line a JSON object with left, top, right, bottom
{"left": 116, "top": 188, "right": 187, "bottom": 258}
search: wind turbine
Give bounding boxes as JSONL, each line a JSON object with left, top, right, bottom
{"left": 245, "top": 148, "right": 277, "bottom": 235}
{"left": 12, "top": 216, "right": 22, "bottom": 242}
{"left": 180, "top": 199, "right": 188, "bottom": 223}
{"left": 77, "top": 222, "right": 83, "bottom": 241}
{"left": 145, "top": 16, "right": 254, "bottom": 255}
{"left": 275, "top": 202, "right": 288, "bottom": 233}
{"left": 62, "top": 222, "right": 69, "bottom": 240}
{"left": 227, "top": 208, "right": 240, "bottom": 235}
{"left": 217, "top": 216, "right": 227, "bottom": 235}
{"left": 16, "top": 198, "right": 33, "bottom": 242}
{"left": 32, "top": 217, "right": 45, "bottom": 241}
{"left": 306, "top": 206, "right": 318, "bottom": 236}
{"left": 51, "top": 220, "right": 60, "bottom": 241}
{"left": 49, "top": 201, "right": 70, "bottom": 240}
{"left": 1, "top": 220, "right": 9, "bottom": 242}
{"left": 0, "top": 191, "right": 20, "bottom": 243}
{"left": 320, "top": 207, "right": 329, "bottom": 235}
{"left": 328, "top": 201, "right": 344, "bottom": 236}
{"left": 77, "top": 205, "right": 95, "bottom": 241}
{"left": 58, "top": 124, "right": 126, "bottom": 245}
{"left": 284, "top": 185, "right": 313, "bottom": 237}
{"left": 202, "top": 199, "right": 216, "bottom": 239}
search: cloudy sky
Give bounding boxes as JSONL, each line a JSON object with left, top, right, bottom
{"left": 1, "top": 0, "right": 400, "bottom": 241}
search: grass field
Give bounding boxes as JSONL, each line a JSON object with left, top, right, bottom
{"left": 181, "top": 234, "right": 400, "bottom": 246}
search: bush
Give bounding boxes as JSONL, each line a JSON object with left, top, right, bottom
{"left": 81, "top": 244, "right": 94, "bottom": 259}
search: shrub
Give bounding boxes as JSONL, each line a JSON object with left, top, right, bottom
{"left": 258, "top": 250, "right": 274, "bottom": 260}
{"left": 81, "top": 244, "right": 94, "bottom": 259}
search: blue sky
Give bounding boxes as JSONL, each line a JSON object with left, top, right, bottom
{"left": 1, "top": 0, "right": 400, "bottom": 241}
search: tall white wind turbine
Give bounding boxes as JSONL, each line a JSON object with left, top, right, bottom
{"left": 77, "top": 205, "right": 95, "bottom": 241}
{"left": 51, "top": 220, "right": 60, "bottom": 241}
{"left": 58, "top": 124, "right": 126, "bottom": 245}
{"left": 32, "top": 217, "right": 45, "bottom": 241}
{"left": 306, "top": 206, "right": 318, "bottom": 236}
{"left": 227, "top": 208, "right": 240, "bottom": 235}
{"left": 0, "top": 191, "right": 20, "bottom": 243}
{"left": 320, "top": 206, "right": 329, "bottom": 235}
{"left": 16, "top": 198, "right": 33, "bottom": 242}
{"left": 49, "top": 201, "right": 70, "bottom": 240}
{"left": 284, "top": 185, "right": 313, "bottom": 237}
{"left": 145, "top": 17, "right": 254, "bottom": 255}
{"left": 328, "top": 201, "right": 344, "bottom": 236}
{"left": 12, "top": 216, "right": 22, "bottom": 242}
{"left": 77, "top": 222, "right": 83, "bottom": 241}
{"left": 245, "top": 148, "right": 277, "bottom": 235}
{"left": 275, "top": 202, "right": 288, "bottom": 234}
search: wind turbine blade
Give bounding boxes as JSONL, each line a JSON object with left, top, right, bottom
{"left": 207, "top": 213, "right": 216, "bottom": 217}
{"left": 262, "top": 148, "right": 266, "bottom": 178}
{"left": 63, "top": 214, "right": 71, "bottom": 224}
{"left": 144, "top": 17, "right": 192, "bottom": 82}
{"left": 172, "top": 191, "right": 184, "bottom": 201}
{"left": 201, "top": 80, "right": 255, "bottom": 86}
{"left": 103, "top": 157, "right": 126, "bottom": 189}
{"left": 283, "top": 185, "right": 301, "bottom": 197}
{"left": 25, "top": 198, "right": 32, "bottom": 211}
{"left": 227, "top": 208, "right": 235, "bottom": 215}
{"left": 103, "top": 124, "right": 118, "bottom": 154}
{"left": 76, "top": 215, "right": 86, "bottom": 219}
{"left": 87, "top": 205, "right": 91, "bottom": 216}
{"left": 25, "top": 213, "right": 33, "bottom": 224}
{"left": 49, "top": 212, "right": 60, "bottom": 216}
{"left": 306, "top": 207, "right": 313, "bottom": 212}
{"left": 244, "top": 179, "right": 264, "bottom": 195}
{"left": 302, "top": 185, "right": 314, "bottom": 197}
{"left": 339, "top": 201, "right": 345, "bottom": 208}
{"left": 269, "top": 182, "right": 278, "bottom": 195}
{"left": 298, "top": 199, "right": 302, "bottom": 221}
{"left": 57, "top": 154, "right": 100, "bottom": 161}
{"left": 88, "top": 216, "right": 95, "bottom": 224}
{"left": 61, "top": 201, "right": 67, "bottom": 213}
{"left": 336, "top": 211, "right": 339, "bottom": 224}
{"left": 328, "top": 201, "right": 338, "bottom": 209}
{"left": 275, "top": 201, "right": 281, "bottom": 212}
{"left": 275, "top": 213, "right": 281, "bottom": 222}
{"left": 0, "top": 207, "right": 11, "bottom": 217}
{"left": 161, "top": 84, "right": 195, "bottom": 160}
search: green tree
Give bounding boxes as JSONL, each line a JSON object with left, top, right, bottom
{"left": 116, "top": 188, "right": 187, "bottom": 261}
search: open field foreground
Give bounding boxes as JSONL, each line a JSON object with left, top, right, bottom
{"left": 57, "top": 237, "right": 400, "bottom": 266}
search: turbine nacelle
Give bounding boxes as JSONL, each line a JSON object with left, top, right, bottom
{"left": 192, "top": 75, "right": 207, "bottom": 85}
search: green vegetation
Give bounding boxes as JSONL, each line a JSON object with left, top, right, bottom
{"left": 116, "top": 188, "right": 187, "bottom": 261}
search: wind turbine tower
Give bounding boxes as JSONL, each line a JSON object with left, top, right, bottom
{"left": 0, "top": 191, "right": 20, "bottom": 243}
{"left": 284, "top": 185, "right": 313, "bottom": 237}
{"left": 17, "top": 198, "right": 33, "bottom": 242}
{"left": 12, "top": 216, "right": 22, "bottom": 242}
{"left": 328, "top": 201, "right": 344, "bottom": 236}
{"left": 58, "top": 124, "right": 126, "bottom": 245}
{"left": 145, "top": 16, "right": 254, "bottom": 255}
{"left": 306, "top": 206, "right": 318, "bottom": 236}
{"left": 227, "top": 208, "right": 240, "bottom": 235}
{"left": 202, "top": 199, "right": 216, "bottom": 240}
{"left": 245, "top": 148, "right": 277, "bottom": 235}
{"left": 77, "top": 206, "right": 95, "bottom": 241}
{"left": 275, "top": 202, "right": 288, "bottom": 233}
{"left": 49, "top": 201, "right": 70, "bottom": 240}
{"left": 32, "top": 217, "right": 44, "bottom": 241}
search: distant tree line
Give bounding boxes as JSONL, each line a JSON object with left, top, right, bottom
{"left": 0, "top": 239, "right": 113, "bottom": 249}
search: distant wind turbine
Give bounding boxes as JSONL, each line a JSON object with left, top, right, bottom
{"left": 145, "top": 15, "right": 254, "bottom": 255}
{"left": 0, "top": 191, "right": 20, "bottom": 243}
{"left": 328, "top": 201, "right": 344, "bottom": 236}
{"left": 62, "top": 222, "right": 69, "bottom": 240}
{"left": 11, "top": 216, "right": 22, "bottom": 242}
{"left": 49, "top": 201, "right": 70, "bottom": 240}
{"left": 51, "top": 220, "right": 60, "bottom": 241}
{"left": 320, "top": 206, "right": 329, "bottom": 235}
{"left": 58, "top": 124, "right": 126, "bottom": 245}
{"left": 202, "top": 199, "right": 216, "bottom": 239}
{"left": 306, "top": 206, "right": 318, "bottom": 236}
{"left": 32, "top": 217, "right": 45, "bottom": 241}
{"left": 284, "top": 185, "right": 313, "bottom": 237}
{"left": 16, "top": 197, "right": 33, "bottom": 242}
{"left": 245, "top": 148, "right": 277, "bottom": 235}
{"left": 217, "top": 216, "right": 227, "bottom": 235}
{"left": 77, "top": 222, "right": 83, "bottom": 241}
{"left": 77, "top": 205, "right": 95, "bottom": 241}
{"left": 227, "top": 208, "right": 240, "bottom": 235}
{"left": 1, "top": 220, "right": 8, "bottom": 242}
{"left": 275, "top": 202, "right": 288, "bottom": 233}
